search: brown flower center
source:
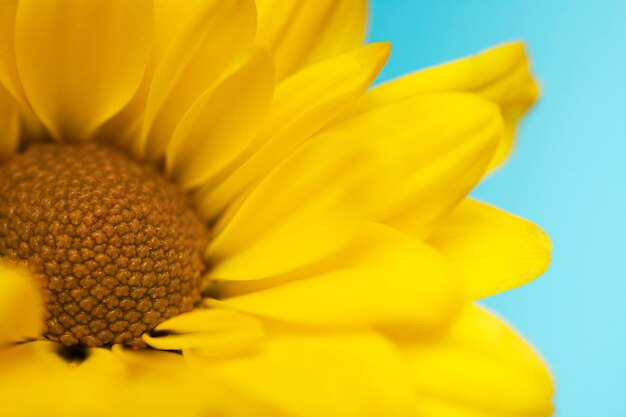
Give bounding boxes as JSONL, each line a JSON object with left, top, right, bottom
{"left": 0, "top": 143, "right": 209, "bottom": 348}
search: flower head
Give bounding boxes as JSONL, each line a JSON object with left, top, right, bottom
{"left": 0, "top": 1, "right": 552, "bottom": 416}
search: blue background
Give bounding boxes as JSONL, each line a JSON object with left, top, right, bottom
{"left": 369, "top": 1, "right": 626, "bottom": 416}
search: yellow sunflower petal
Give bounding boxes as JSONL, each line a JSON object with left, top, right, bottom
{"left": 114, "top": 346, "right": 284, "bottom": 417}
{"left": 0, "top": 0, "right": 26, "bottom": 105}
{"left": 427, "top": 198, "right": 551, "bottom": 300}
{"left": 208, "top": 92, "right": 501, "bottom": 279}
{"left": 208, "top": 203, "right": 359, "bottom": 281}
{"left": 0, "top": 342, "right": 116, "bottom": 416}
{"left": 400, "top": 305, "right": 553, "bottom": 417}
{"left": 0, "top": 82, "right": 20, "bottom": 159}
{"left": 324, "top": 92, "right": 503, "bottom": 238}
{"left": 186, "top": 331, "right": 418, "bottom": 417}
{"left": 340, "top": 42, "right": 538, "bottom": 171}
{"left": 14, "top": 0, "right": 153, "bottom": 141}
{"left": 0, "top": 342, "right": 260, "bottom": 417}
{"left": 490, "top": 114, "right": 522, "bottom": 172}
{"left": 0, "top": 264, "right": 41, "bottom": 345}
{"left": 166, "top": 48, "right": 274, "bottom": 190}
{"left": 96, "top": 0, "right": 256, "bottom": 155}
{"left": 205, "top": 136, "right": 369, "bottom": 280}
{"left": 256, "top": 0, "right": 367, "bottom": 80}
{"left": 212, "top": 222, "right": 460, "bottom": 329}
{"left": 143, "top": 308, "right": 264, "bottom": 358}
{"left": 142, "top": 0, "right": 256, "bottom": 159}
{"left": 197, "top": 42, "right": 390, "bottom": 219}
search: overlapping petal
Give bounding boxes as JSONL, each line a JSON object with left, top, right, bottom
{"left": 143, "top": 308, "right": 264, "bottom": 358}
{"left": 339, "top": 42, "right": 538, "bottom": 170}
{"left": 14, "top": 0, "right": 153, "bottom": 141}
{"left": 0, "top": 341, "right": 274, "bottom": 417}
{"left": 0, "top": 342, "right": 120, "bottom": 417}
{"left": 207, "top": 92, "right": 502, "bottom": 280}
{"left": 204, "top": 136, "right": 366, "bottom": 280}
{"left": 211, "top": 222, "right": 461, "bottom": 329}
{"left": 142, "top": 0, "right": 257, "bottom": 160}
{"left": 427, "top": 199, "right": 552, "bottom": 300}
{"left": 206, "top": 122, "right": 373, "bottom": 282}
{"left": 94, "top": 0, "right": 257, "bottom": 157}
{"left": 399, "top": 305, "right": 553, "bottom": 417}
{"left": 166, "top": 47, "right": 274, "bottom": 190}
{"left": 196, "top": 42, "right": 390, "bottom": 219}
{"left": 187, "top": 331, "right": 418, "bottom": 417}
{"left": 323, "top": 91, "right": 503, "bottom": 238}
{"left": 256, "top": 0, "right": 367, "bottom": 80}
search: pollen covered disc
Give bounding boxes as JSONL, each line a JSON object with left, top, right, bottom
{"left": 0, "top": 143, "right": 209, "bottom": 348}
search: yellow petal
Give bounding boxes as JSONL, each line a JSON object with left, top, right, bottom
{"left": 0, "top": 342, "right": 258, "bottom": 417}
{"left": 14, "top": 0, "right": 153, "bottom": 141}
{"left": 208, "top": 201, "right": 359, "bottom": 281}
{"left": 326, "top": 92, "right": 503, "bottom": 238}
{"left": 143, "top": 308, "right": 264, "bottom": 358}
{"left": 214, "top": 222, "right": 461, "bottom": 329}
{"left": 340, "top": 42, "right": 539, "bottom": 170}
{"left": 0, "top": 342, "right": 116, "bottom": 416}
{"left": 197, "top": 42, "right": 390, "bottom": 219}
{"left": 256, "top": 0, "right": 367, "bottom": 80}
{"left": 142, "top": 0, "right": 256, "bottom": 159}
{"left": 205, "top": 136, "right": 369, "bottom": 280}
{"left": 186, "top": 331, "right": 418, "bottom": 417}
{"left": 490, "top": 113, "right": 522, "bottom": 172}
{"left": 427, "top": 198, "right": 551, "bottom": 300}
{"left": 0, "top": 264, "right": 41, "bottom": 346}
{"left": 96, "top": 0, "right": 226, "bottom": 152}
{"left": 0, "top": 82, "right": 20, "bottom": 159}
{"left": 0, "top": 0, "right": 26, "bottom": 105}
{"left": 111, "top": 344, "right": 193, "bottom": 374}
{"left": 166, "top": 48, "right": 274, "bottom": 190}
{"left": 400, "top": 305, "right": 553, "bottom": 417}
{"left": 208, "top": 92, "right": 501, "bottom": 279}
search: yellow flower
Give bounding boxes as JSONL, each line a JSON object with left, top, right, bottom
{"left": 0, "top": 1, "right": 553, "bottom": 416}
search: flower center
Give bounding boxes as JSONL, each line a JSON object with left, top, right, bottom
{"left": 0, "top": 143, "right": 209, "bottom": 348}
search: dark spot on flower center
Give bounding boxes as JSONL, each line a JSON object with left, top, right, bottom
{"left": 0, "top": 143, "right": 209, "bottom": 349}
{"left": 148, "top": 329, "right": 174, "bottom": 338}
{"left": 56, "top": 344, "right": 89, "bottom": 364}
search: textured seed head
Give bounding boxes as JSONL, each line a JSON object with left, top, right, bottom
{"left": 0, "top": 143, "right": 209, "bottom": 348}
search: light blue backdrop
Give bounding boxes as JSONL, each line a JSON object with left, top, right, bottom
{"left": 368, "top": 1, "right": 626, "bottom": 416}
